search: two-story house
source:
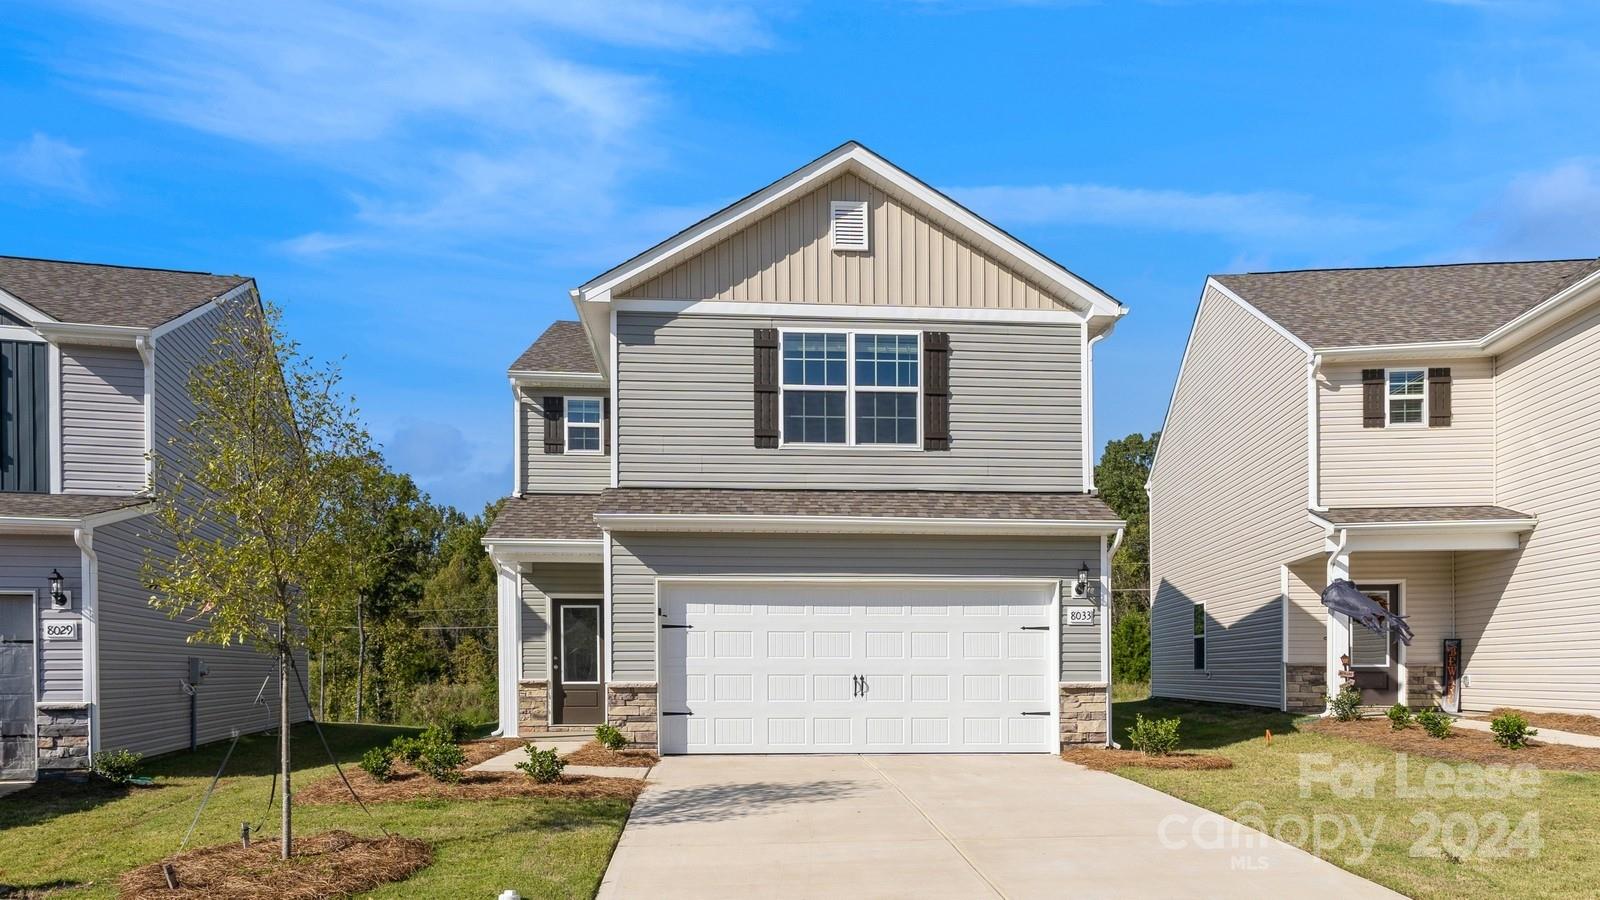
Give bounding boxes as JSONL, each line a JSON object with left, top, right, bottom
{"left": 1148, "top": 259, "right": 1600, "bottom": 717}
{"left": 484, "top": 143, "right": 1127, "bottom": 754}
{"left": 0, "top": 256, "right": 304, "bottom": 783}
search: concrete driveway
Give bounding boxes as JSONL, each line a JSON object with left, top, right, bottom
{"left": 598, "top": 754, "right": 1400, "bottom": 900}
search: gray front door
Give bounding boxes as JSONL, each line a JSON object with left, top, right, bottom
{"left": 552, "top": 602, "right": 603, "bottom": 725}
{"left": 0, "top": 596, "right": 35, "bottom": 780}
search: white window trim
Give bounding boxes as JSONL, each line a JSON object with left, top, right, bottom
{"left": 778, "top": 328, "right": 923, "bottom": 450}
{"left": 564, "top": 395, "right": 604, "bottom": 455}
{"left": 556, "top": 601, "right": 604, "bottom": 687}
{"left": 1348, "top": 585, "right": 1398, "bottom": 669}
{"left": 1384, "top": 367, "right": 1428, "bottom": 429}
{"left": 1192, "top": 602, "right": 1206, "bottom": 671}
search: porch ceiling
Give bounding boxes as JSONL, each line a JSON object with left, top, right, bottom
{"left": 1311, "top": 505, "right": 1535, "bottom": 553}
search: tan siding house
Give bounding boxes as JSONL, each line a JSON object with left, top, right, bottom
{"left": 1150, "top": 258, "right": 1600, "bottom": 716}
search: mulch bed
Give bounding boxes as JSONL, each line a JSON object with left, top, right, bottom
{"left": 562, "top": 741, "right": 659, "bottom": 768}
{"left": 1061, "top": 747, "right": 1233, "bottom": 771}
{"left": 1308, "top": 717, "right": 1600, "bottom": 771}
{"left": 1486, "top": 707, "right": 1600, "bottom": 739}
{"left": 296, "top": 764, "right": 644, "bottom": 805}
{"left": 119, "top": 830, "right": 430, "bottom": 900}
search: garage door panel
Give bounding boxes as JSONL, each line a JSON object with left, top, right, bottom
{"left": 660, "top": 582, "right": 1056, "bottom": 754}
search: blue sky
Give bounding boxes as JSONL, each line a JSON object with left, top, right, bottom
{"left": 3, "top": 1, "right": 1597, "bottom": 513}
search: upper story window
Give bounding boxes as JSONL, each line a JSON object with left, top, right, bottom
{"left": 780, "top": 331, "right": 919, "bottom": 446}
{"left": 1386, "top": 369, "right": 1426, "bottom": 426}
{"left": 565, "top": 397, "right": 603, "bottom": 453}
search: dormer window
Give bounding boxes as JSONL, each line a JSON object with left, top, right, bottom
{"left": 1386, "top": 369, "right": 1425, "bottom": 427}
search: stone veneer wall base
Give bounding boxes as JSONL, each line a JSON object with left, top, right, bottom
{"left": 36, "top": 703, "right": 91, "bottom": 777}
{"left": 607, "top": 682, "right": 658, "bottom": 750}
{"left": 1406, "top": 665, "right": 1445, "bottom": 709}
{"left": 1059, "top": 683, "right": 1108, "bottom": 747}
{"left": 517, "top": 680, "right": 549, "bottom": 737}
{"left": 1284, "top": 664, "right": 1328, "bottom": 714}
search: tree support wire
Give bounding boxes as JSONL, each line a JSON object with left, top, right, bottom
{"left": 180, "top": 674, "right": 273, "bottom": 850}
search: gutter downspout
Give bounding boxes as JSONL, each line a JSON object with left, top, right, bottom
{"left": 510, "top": 382, "right": 524, "bottom": 498}
{"left": 1084, "top": 319, "right": 1119, "bottom": 494}
{"left": 1103, "top": 527, "right": 1125, "bottom": 748}
{"left": 1307, "top": 353, "right": 1324, "bottom": 511}
{"left": 73, "top": 527, "right": 100, "bottom": 758}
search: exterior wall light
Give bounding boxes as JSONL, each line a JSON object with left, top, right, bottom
{"left": 49, "top": 568, "right": 68, "bottom": 609}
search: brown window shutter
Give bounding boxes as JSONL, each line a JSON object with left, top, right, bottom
{"left": 602, "top": 395, "right": 612, "bottom": 454}
{"left": 1428, "top": 368, "right": 1452, "bottom": 427}
{"left": 924, "top": 332, "right": 950, "bottom": 451}
{"left": 543, "top": 396, "right": 564, "bottom": 454}
{"left": 1361, "top": 369, "right": 1384, "bottom": 428}
{"left": 753, "top": 328, "right": 779, "bottom": 448}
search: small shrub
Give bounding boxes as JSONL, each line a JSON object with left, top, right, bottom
{"left": 359, "top": 746, "right": 395, "bottom": 782}
{"left": 389, "top": 736, "right": 423, "bottom": 764}
{"left": 413, "top": 729, "right": 467, "bottom": 783}
{"left": 1416, "top": 707, "right": 1452, "bottom": 739}
{"left": 1490, "top": 712, "right": 1538, "bottom": 749}
{"left": 91, "top": 748, "right": 143, "bottom": 784}
{"left": 515, "top": 745, "right": 566, "bottom": 783}
{"left": 1387, "top": 704, "right": 1413, "bottom": 731}
{"left": 595, "top": 723, "right": 627, "bottom": 751}
{"left": 1126, "top": 714, "right": 1181, "bottom": 756}
{"left": 401, "top": 681, "right": 494, "bottom": 733}
{"left": 1328, "top": 688, "right": 1364, "bottom": 721}
{"left": 427, "top": 713, "right": 472, "bottom": 743}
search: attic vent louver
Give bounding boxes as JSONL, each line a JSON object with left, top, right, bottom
{"left": 830, "top": 200, "right": 869, "bottom": 252}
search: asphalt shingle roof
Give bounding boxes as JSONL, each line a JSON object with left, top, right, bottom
{"left": 484, "top": 493, "right": 603, "bottom": 541}
{"left": 597, "top": 488, "right": 1122, "bottom": 522}
{"left": 1215, "top": 259, "right": 1600, "bottom": 349}
{"left": 1316, "top": 506, "right": 1534, "bottom": 527}
{"left": 0, "top": 256, "right": 252, "bottom": 329}
{"left": 509, "top": 321, "right": 599, "bottom": 375}
{"left": 0, "top": 492, "right": 149, "bottom": 520}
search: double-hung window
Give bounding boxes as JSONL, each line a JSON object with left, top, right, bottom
{"left": 780, "top": 331, "right": 919, "bottom": 446}
{"left": 1386, "top": 369, "right": 1426, "bottom": 426}
{"left": 565, "top": 397, "right": 602, "bottom": 453}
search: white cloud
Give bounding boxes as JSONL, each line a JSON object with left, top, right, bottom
{"left": 1466, "top": 159, "right": 1600, "bottom": 259}
{"left": 47, "top": 0, "right": 774, "bottom": 254}
{"left": 2, "top": 133, "right": 95, "bottom": 200}
{"left": 948, "top": 181, "right": 1400, "bottom": 248}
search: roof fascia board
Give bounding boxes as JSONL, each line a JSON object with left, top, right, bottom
{"left": 1315, "top": 341, "right": 1486, "bottom": 361}
{"left": 594, "top": 513, "right": 1125, "bottom": 536}
{"left": 1482, "top": 266, "right": 1600, "bottom": 353}
{"left": 577, "top": 144, "right": 1122, "bottom": 318}
{"left": 149, "top": 280, "right": 254, "bottom": 341}
{"left": 33, "top": 322, "right": 150, "bottom": 347}
{"left": 481, "top": 538, "right": 604, "bottom": 563}
{"left": 509, "top": 371, "right": 607, "bottom": 389}
{"left": 613, "top": 297, "right": 1086, "bottom": 325}
{"left": 1307, "top": 511, "right": 1536, "bottom": 531}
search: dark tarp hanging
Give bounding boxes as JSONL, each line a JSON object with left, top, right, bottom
{"left": 1321, "top": 578, "right": 1414, "bottom": 646}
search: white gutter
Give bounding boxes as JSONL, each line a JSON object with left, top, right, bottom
{"left": 510, "top": 382, "right": 523, "bottom": 497}
{"left": 509, "top": 371, "right": 606, "bottom": 389}
{"left": 593, "top": 513, "right": 1127, "bottom": 537}
{"left": 136, "top": 335, "right": 155, "bottom": 487}
{"left": 33, "top": 322, "right": 151, "bottom": 347}
{"left": 73, "top": 527, "right": 100, "bottom": 757}
{"left": 1307, "top": 353, "right": 1324, "bottom": 511}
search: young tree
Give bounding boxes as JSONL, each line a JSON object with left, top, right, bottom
{"left": 1095, "top": 432, "right": 1159, "bottom": 686}
{"left": 145, "top": 299, "right": 371, "bottom": 859}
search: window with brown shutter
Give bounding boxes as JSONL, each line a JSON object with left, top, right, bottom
{"left": 753, "top": 328, "right": 779, "bottom": 448}
{"left": 923, "top": 331, "right": 950, "bottom": 451}
{"left": 1428, "top": 368, "right": 1452, "bottom": 427}
{"left": 543, "top": 396, "right": 564, "bottom": 454}
{"left": 1361, "top": 369, "right": 1384, "bottom": 428}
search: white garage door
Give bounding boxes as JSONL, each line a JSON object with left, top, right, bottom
{"left": 658, "top": 582, "right": 1057, "bottom": 754}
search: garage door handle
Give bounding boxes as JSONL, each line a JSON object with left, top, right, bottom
{"left": 852, "top": 675, "right": 861, "bottom": 697}
{"left": 1021, "top": 711, "right": 1051, "bottom": 716}
{"left": 663, "top": 711, "right": 692, "bottom": 717}
{"left": 662, "top": 624, "right": 692, "bottom": 630}
{"left": 1020, "top": 626, "right": 1049, "bottom": 631}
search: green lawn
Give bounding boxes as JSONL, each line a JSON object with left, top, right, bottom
{"left": 1111, "top": 698, "right": 1600, "bottom": 899}
{"left": 0, "top": 724, "right": 631, "bottom": 899}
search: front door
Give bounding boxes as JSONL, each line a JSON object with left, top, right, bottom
{"left": 1350, "top": 583, "right": 1402, "bottom": 707}
{"left": 0, "top": 595, "right": 36, "bottom": 780}
{"left": 552, "top": 601, "right": 603, "bottom": 725}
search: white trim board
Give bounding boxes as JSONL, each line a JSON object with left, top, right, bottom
{"left": 594, "top": 513, "right": 1125, "bottom": 537}
{"left": 613, "top": 298, "right": 1088, "bottom": 325}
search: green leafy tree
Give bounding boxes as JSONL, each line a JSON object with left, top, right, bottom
{"left": 144, "top": 299, "right": 372, "bottom": 859}
{"left": 1095, "top": 432, "right": 1159, "bottom": 685}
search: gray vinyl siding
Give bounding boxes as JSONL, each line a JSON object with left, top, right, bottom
{"left": 520, "top": 563, "right": 603, "bottom": 681}
{"left": 616, "top": 172, "right": 1075, "bottom": 312}
{"left": 1454, "top": 299, "right": 1600, "bottom": 715}
{"left": 608, "top": 532, "right": 1102, "bottom": 682}
{"left": 616, "top": 312, "right": 1083, "bottom": 491}
{"left": 521, "top": 392, "right": 609, "bottom": 493}
{"left": 151, "top": 300, "right": 232, "bottom": 476}
{"left": 1319, "top": 358, "right": 1495, "bottom": 507}
{"left": 94, "top": 516, "right": 309, "bottom": 756}
{"left": 1148, "top": 287, "right": 1323, "bottom": 708}
{"left": 0, "top": 537, "right": 82, "bottom": 702}
{"left": 60, "top": 345, "right": 147, "bottom": 495}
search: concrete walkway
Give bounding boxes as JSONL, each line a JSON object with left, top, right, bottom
{"left": 1455, "top": 717, "right": 1600, "bottom": 749}
{"left": 470, "top": 736, "right": 652, "bottom": 780}
{"left": 598, "top": 755, "right": 1400, "bottom": 899}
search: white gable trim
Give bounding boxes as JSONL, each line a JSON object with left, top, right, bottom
{"left": 575, "top": 143, "right": 1124, "bottom": 320}
{"left": 613, "top": 298, "right": 1085, "bottom": 324}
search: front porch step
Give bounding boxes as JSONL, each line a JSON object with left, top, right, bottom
{"left": 524, "top": 726, "right": 596, "bottom": 738}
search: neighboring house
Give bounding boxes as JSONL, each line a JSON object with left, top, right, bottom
{"left": 1148, "top": 258, "right": 1600, "bottom": 717}
{"left": 484, "top": 142, "right": 1127, "bottom": 754}
{"left": 0, "top": 256, "right": 305, "bottom": 782}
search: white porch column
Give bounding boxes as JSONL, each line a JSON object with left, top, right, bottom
{"left": 1325, "top": 530, "right": 1351, "bottom": 706}
{"left": 492, "top": 554, "right": 523, "bottom": 737}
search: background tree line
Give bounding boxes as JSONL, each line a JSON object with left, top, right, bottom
{"left": 1095, "top": 432, "right": 1157, "bottom": 690}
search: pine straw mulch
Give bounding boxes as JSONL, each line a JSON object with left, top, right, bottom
{"left": 1061, "top": 747, "right": 1233, "bottom": 771}
{"left": 296, "top": 760, "right": 645, "bottom": 805}
{"left": 1484, "top": 707, "right": 1600, "bottom": 739}
{"left": 1308, "top": 717, "right": 1600, "bottom": 771}
{"left": 118, "top": 830, "right": 430, "bottom": 900}
{"left": 561, "top": 741, "right": 659, "bottom": 768}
